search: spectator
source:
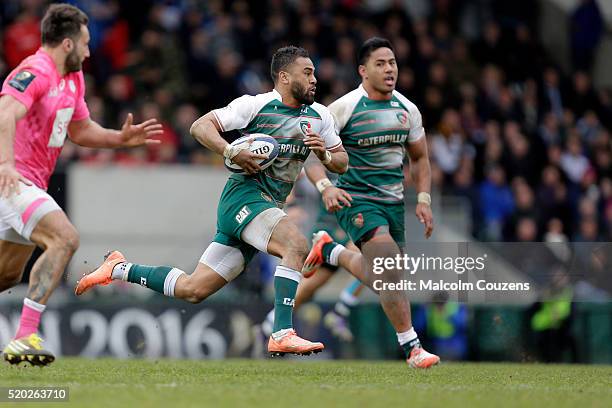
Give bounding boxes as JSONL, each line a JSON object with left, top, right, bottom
{"left": 560, "top": 135, "right": 590, "bottom": 184}
{"left": 430, "top": 109, "right": 466, "bottom": 180}
{"left": 3, "top": 2, "right": 41, "bottom": 69}
{"left": 570, "top": 0, "right": 603, "bottom": 71}
{"left": 479, "top": 165, "right": 514, "bottom": 240}
{"left": 505, "top": 179, "right": 538, "bottom": 240}
{"left": 569, "top": 71, "right": 599, "bottom": 118}
{"left": 516, "top": 217, "right": 538, "bottom": 242}
{"left": 540, "top": 67, "right": 566, "bottom": 120}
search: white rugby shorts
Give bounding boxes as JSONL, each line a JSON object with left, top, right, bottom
{"left": 0, "top": 180, "right": 62, "bottom": 245}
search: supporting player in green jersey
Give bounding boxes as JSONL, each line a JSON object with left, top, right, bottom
{"left": 75, "top": 46, "right": 349, "bottom": 356}
{"left": 303, "top": 37, "right": 440, "bottom": 368}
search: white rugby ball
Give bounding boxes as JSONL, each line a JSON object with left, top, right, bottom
{"left": 224, "top": 134, "right": 279, "bottom": 174}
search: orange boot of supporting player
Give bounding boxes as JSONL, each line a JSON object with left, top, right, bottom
{"left": 302, "top": 230, "right": 334, "bottom": 278}
{"left": 74, "top": 251, "right": 126, "bottom": 295}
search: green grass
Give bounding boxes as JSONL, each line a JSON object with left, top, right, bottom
{"left": 1, "top": 358, "right": 611, "bottom": 408}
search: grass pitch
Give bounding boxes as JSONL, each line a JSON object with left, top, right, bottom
{"left": 1, "top": 358, "right": 611, "bottom": 408}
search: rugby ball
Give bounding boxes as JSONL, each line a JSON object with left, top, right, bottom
{"left": 224, "top": 134, "right": 279, "bottom": 174}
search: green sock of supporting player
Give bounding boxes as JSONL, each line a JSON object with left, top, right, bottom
{"left": 322, "top": 241, "right": 344, "bottom": 266}
{"left": 122, "top": 264, "right": 185, "bottom": 297}
{"left": 272, "top": 266, "right": 301, "bottom": 334}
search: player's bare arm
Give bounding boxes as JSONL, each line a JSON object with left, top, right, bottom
{"left": 189, "top": 112, "right": 266, "bottom": 175}
{"left": 0, "top": 95, "right": 32, "bottom": 197}
{"left": 303, "top": 132, "right": 348, "bottom": 174}
{"left": 304, "top": 159, "right": 352, "bottom": 212}
{"left": 406, "top": 136, "right": 433, "bottom": 238}
{"left": 68, "top": 113, "right": 163, "bottom": 148}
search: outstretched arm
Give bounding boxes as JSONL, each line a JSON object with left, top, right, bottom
{"left": 68, "top": 113, "right": 163, "bottom": 148}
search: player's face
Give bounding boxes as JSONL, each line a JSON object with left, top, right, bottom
{"left": 361, "top": 47, "right": 398, "bottom": 94}
{"left": 287, "top": 57, "right": 317, "bottom": 105}
{"left": 65, "top": 25, "right": 91, "bottom": 73}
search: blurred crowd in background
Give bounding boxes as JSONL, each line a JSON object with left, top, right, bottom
{"left": 1, "top": 0, "right": 611, "bottom": 243}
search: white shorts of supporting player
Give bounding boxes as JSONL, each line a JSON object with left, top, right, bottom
{"left": 199, "top": 207, "right": 287, "bottom": 281}
{"left": 0, "top": 181, "right": 62, "bottom": 245}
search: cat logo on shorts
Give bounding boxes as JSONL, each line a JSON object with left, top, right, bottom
{"left": 352, "top": 213, "right": 364, "bottom": 228}
{"left": 235, "top": 205, "right": 251, "bottom": 224}
{"left": 299, "top": 120, "right": 312, "bottom": 135}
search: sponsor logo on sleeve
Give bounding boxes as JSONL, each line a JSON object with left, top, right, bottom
{"left": 8, "top": 71, "right": 36, "bottom": 92}
{"left": 235, "top": 205, "right": 251, "bottom": 224}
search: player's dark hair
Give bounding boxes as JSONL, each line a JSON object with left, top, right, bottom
{"left": 41, "top": 3, "right": 88, "bottom": 46}
{"left": 270, "top": 46, "right": 310, "bottom": 83}
{"left": 358, "top": 37, "right": 394, "bottom": 65}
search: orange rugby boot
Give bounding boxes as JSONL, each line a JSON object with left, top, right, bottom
{"left": 406, "top": 347, "right": 440, "bottom": 368}
{"left": 268, "top": 329, "right": 324, "bottom": 356}
{"left": 302, "top": 230, "right": 334, "bottom": 278}
{"left": 74, "top": 250, "right": 126, "bottom": 295}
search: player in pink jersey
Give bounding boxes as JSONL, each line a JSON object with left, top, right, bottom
{"left": 0, "top": 4, "right": 162, "bottom": 366}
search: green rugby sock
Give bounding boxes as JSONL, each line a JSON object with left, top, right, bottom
{"left": 322, "top": 241, "right": 344, "bottom": 266}
{"left": 272, "top": 266, "right": 301, "bottom": 333}
{"left": 125, "top": 264, "right": 185, "bottom": 296}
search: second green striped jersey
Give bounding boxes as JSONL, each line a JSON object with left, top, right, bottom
{"left": 329, "top": 85, "right": 425, "bottom": 203}
{"left": 213, "top": 89, "right": 341, "bottom": 206}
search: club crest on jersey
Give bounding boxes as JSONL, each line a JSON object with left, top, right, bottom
{"left": 261, "top": 192, "right": 273, "bottom": 202}
{"left": 8, "top": 71, "right": 36, "bottom": 92}
{"left": 299, "top": 120, "right": 312, "bottom": 135}
{"left": 396, "top": 111, "right": 408, "bottom": 126}
{"left": 352, "top": 213, "right": 364, "bottom": 228}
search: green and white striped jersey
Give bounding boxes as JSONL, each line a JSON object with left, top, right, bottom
{"left": 213, "top": 89, "right": 341, "bottom": 206}
{"left": 329, "top": 85, "right": 425, "bottom": 203}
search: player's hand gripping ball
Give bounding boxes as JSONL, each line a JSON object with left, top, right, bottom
{"left": 224, "top": 134, "right": 279, "bottom": 174}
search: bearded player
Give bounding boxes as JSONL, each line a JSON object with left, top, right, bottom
{"left": 0, "top": 4, "right": 163, "bottom": 366}
{"left": 302, "top": 37, "right": 440, "bottom": 368}
{"left": 75, "top": 46, "right": 349, "bottom": 357}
